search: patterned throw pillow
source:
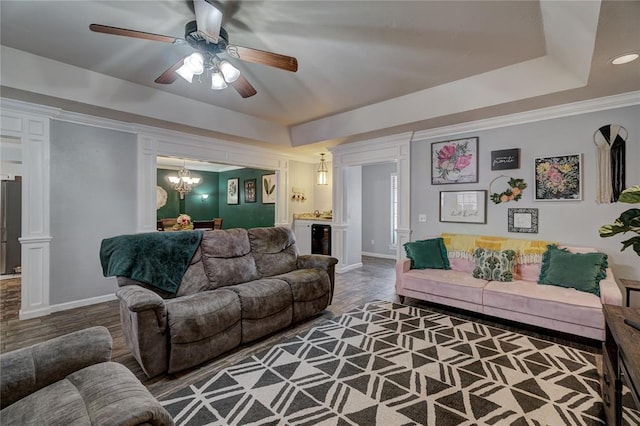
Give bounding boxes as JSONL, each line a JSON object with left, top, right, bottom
{"left": 472, "top": 248, "right": 516, "bottom": 282}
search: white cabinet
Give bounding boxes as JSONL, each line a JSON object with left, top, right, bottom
{"left": 294, "top": 220, "right": 313, "bottom": 254}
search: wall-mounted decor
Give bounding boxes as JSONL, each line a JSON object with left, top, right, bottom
{"left": 244, "top": 179, "right": 256, "bottom": 203}
{"left": 156, "top": 185, "right": 167, "bottom": 210}
{"left": 594, "top": 124, "right": 627, "bottom": 203}
{"left": 439, "top": 190, "right": 487, "bottom": 224}
{"left": 508, "top": 208, "right": 539, "bottom": 233}
{"left": 431, "top": 137, "right": 479, "bottom": 184}
{"left": 227, "top": 178, "right": 239, "bottom": 205}
{"left": 534, "top": 154, "right": 582, "bottom": 201}
{"left": 262, "top": 173, "right": 276, "bottom": 204}
{"left": 489, "top": 175, "right": 527, "bottom": 204}
{"left": 491, "top": 148, "right": 520, "bottom": 170}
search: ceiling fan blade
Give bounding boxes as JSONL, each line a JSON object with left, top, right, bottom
{"left": 193, "top": 0, "right": 223, "bottom": 43}
{"left": 227, "top": 45, "right": 298, "bottom": 72}
{"left": 154, "top": 58, "right": 186, "bottom": 84}
{"left": 232, "top": 75, "right": 257, "bottom": 98}
{"left": 90, "top": 24, "right": 181, "bottom": 44}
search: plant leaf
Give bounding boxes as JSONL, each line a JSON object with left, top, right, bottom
{"left": 619, "top": 185, "right": 640, "bottom": 203}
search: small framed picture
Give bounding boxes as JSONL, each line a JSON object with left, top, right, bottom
{"left": 491, "top": 148, "right": 520, "bottom": 170}
{"left": 244, "top": 179, "right": 256, "bottom": 203}
{"left": 439, "top": 190, "right": 487, "bottom": 224}
{"left": 534, "top": 154, "right": 582, "bottom": 201}
{"left": 508, "top": 208, "right": 539, "bottom": 233}
{"left": 431, "top": 137, "right": 479, "bottom": 184}
{"left": 227, "top": 178, "right": 239, "bottom": 205}
{"left": 262, "top": 173, "right": 276, "bottom": 204}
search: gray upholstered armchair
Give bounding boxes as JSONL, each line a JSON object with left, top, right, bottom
{"left": 0, "top": 326, "right": 173, "bottom": 425}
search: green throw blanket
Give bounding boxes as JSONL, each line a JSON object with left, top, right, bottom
{"left": 100, "top": 231, "right": 203, "bottom": 294}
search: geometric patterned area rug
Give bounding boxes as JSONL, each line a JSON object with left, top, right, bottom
{"left": 160, "top": 301, "right": 638, "bottom": 425}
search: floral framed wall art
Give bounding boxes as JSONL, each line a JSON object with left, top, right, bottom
{"left": 262, "top": 173, "right": 276, "bottom": 204}
{"left": 534, "top": 154, "right": 582, "bottom": 201}
{"left": 439, "top": 190, "right": 487, "bottom": 224}
{"left": 244, "top": 179, "right": 256, "bottom": 203}
{"left": 431, "top": 137, "right": 479, "bottom": 184}
{"left": 227, "top": 178, "right": 239, "bottom": 205}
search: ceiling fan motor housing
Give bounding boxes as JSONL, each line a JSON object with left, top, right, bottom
{"left": 185, "top": 20, "right": 228, "bottom": 54}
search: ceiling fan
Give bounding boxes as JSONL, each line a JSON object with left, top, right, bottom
{"left": 89, "top": 0, "right": 298, "bottom": 98}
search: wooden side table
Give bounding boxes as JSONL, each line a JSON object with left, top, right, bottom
{"left": 602, "top": 305, "right": 640, "bottom": 425}
{"left": 619, "top": 278, "right": 640, "bottom": 307}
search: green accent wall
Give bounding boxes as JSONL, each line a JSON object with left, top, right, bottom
{"left": 218, "top": 168, "right": 275, "bottom": 229}
{"left": 157, "top": 167, "right": 274, "bottom": 228}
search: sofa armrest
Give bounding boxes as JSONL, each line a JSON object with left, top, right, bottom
{"left": 298, "top": 255, "right": 338, "bottom": 304}
{"left": 117, "top": 285, "right": 166, "bottom": 313}
{"left": 0, "top": 326, "right": 112, "bottom": 409}
{"left": 395, "top": 258, "right": 411, "bottom": 297}
{"left": 600, "top": 269, "right": 623, "bottom": 306}
{"left": 297, "top": 254, "right": 338, "bottom": 270}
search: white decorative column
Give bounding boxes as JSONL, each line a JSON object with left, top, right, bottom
{"left": 274, "top": 160, "right": 290, "bottom": 227}
{"left": 1, "top": 102, "right": 55, "bottom": 319}
{"left": 137, "top": 134, "right": 159, "bottom": 232}
{"left": 329, "top": 132, "right": 413, "bottom": 272}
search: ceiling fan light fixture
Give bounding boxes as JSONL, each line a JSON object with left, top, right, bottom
{"left": 211, "top": 71, "right": 228, "bottom": 90}
{"left": 219, "top": 60, "right": 240, "bottom": 83}
{"left": 176, "top": 52, "right": 205, "bottom": 82}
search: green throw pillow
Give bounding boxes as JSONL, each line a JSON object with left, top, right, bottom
{"left": 403, "top": 238, "right": 451, "bottom": 270}
{"left": 537, "top": 245, "right": 607, "bottom": 296}
{"left": 472, "top": 248, "right": 516, "bottom": 282}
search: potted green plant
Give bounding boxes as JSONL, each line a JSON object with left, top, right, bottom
{"left": 599, "top": 185, "right": 640, "bottom": 255}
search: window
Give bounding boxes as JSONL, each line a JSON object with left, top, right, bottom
{"left": 390, "top": 173, "right": 398, "bottom": 247}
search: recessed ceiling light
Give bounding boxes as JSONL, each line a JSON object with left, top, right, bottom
{"left": 611, "top": 53, "right": 639, "bottom": 65}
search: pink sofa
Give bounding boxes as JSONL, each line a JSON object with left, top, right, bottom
{"left": 396, "top": 242, "right": 622, "bottom": 341}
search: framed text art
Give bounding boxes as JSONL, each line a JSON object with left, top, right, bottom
{"left": 262, "top": 173, "right": 276, "bottom": 204}
{"left": 431, "top": 137, "right": 479, "bottom": 184}
{"left": 227, "top": 178, "right": 239, "bottom": 205}
{"left": 508, "top": 208, "right": 539, "bottom": 233}
{"left": 244, "top": 179, "right": 256, "bottom": 203}
{"left": 439, "top": 190, "right": 487, "bottom": 224}
{"left": 491, "top": 148, "right": 520, "bottom": 170}
{"left": 534, "top": 154, "right": 582, "bottom": 201}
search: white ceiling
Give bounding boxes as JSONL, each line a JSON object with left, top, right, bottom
{"left": 1, "top": 0, "right": 639, "bottom": 154}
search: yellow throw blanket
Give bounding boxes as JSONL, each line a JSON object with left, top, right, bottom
{"left": 440, "top": 233, "right": 556, "bottom": 265}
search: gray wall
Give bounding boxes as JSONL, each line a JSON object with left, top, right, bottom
{"left": 50, "top": 121, "right": 137, "bottom": 304}
{"left": 362, "top": 162, "right": 397, "bottom": 256}
{"left": 411, "top": 104, "right": 640, "bottom": 281}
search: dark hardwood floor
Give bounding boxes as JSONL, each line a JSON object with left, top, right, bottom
{"left": 0, "top": 256, "right": 599, "bottom": 400}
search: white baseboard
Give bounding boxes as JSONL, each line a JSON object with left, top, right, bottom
{"left": 336, "top": 263, "right": 363, "bottom": 273}
{"left": 20, "top": 293, "right": 117, "bottom": 319}
{"left": 361, "top": 251, "right": 397, "bottom": 260}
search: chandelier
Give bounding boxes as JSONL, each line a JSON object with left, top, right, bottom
{"left": 168, "top": 163, "right": 201, "bottom": 199}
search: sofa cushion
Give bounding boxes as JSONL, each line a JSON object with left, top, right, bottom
{"left": 402, "top": 269, "right": 488, "bottom": 305}
{"left": 538, "top": 245, "right": 607, "bottom": 296}
{"left": 166, "top": 288, "right": 241, "bottom": 344}
{"left": 200, "top": 229, "right": 260, "bottom": 288}
{"left": 472, "top": 248, "right": 516, "bottom": 282}
{"left": 403, "top": 238, "right": 450, "bottom": 270}
{"left": 248, "top": 227, "right": 298, "bottom": 277}
{"left": 176, "top": 247, "right": 210, "bottom": 296}
{"left": 483, "top": 280, "right": 603, "bottom": 329}
{"left": 275, "top": 269, "right": 330, "bottom": 302}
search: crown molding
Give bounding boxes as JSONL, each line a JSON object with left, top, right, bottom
{"left": 0, "top": 97, "right": 316, "bottom": 163}
{"left": 412, "top": 91, "right": 640, "bottom": 141}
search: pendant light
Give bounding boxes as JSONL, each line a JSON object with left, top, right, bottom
{"left": 317, "top": 153, "right": 328, "bottom": 185}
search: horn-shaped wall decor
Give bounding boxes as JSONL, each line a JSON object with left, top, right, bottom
{"left": 594, "top": 124, "right": 627, "bottom": 203}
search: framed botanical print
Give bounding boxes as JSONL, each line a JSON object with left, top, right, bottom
{"left": 534, "top": 154, "right": 582, "bottom": 201}
{"left": 244, "top": 179, "right": 256, "bottom": 203}
{"left": 227, "top": 178, "right": 239, "bottom": 205}
{"left": 262, "top": 173, "right": 276, "bottom": 204}
{"left": 439, "top": 190, "right": 487, "bottom": 224}
{"left": 431, "top": 137, "right": 479, "bottom": 184}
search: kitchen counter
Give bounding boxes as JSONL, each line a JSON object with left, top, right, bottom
{"left": 293, "top": 213, "right": 332, "bottom": 221}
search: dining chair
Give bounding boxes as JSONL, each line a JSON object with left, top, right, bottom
{"left": 213, "top": 218, "right": 223, "bottom": 230}
{"left": 193, "top": 220, "right": 215, "bottom": 230}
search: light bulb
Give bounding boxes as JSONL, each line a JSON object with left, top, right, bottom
{"left": 219, "top": 60, "right": 240, "bottom": 83}
{"left": 211, "top": 71, "right": 228, "bottom": 90}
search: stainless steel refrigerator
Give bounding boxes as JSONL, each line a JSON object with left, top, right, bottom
{"left": 1, "top": 180, "right": 21, "bottom": 275}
